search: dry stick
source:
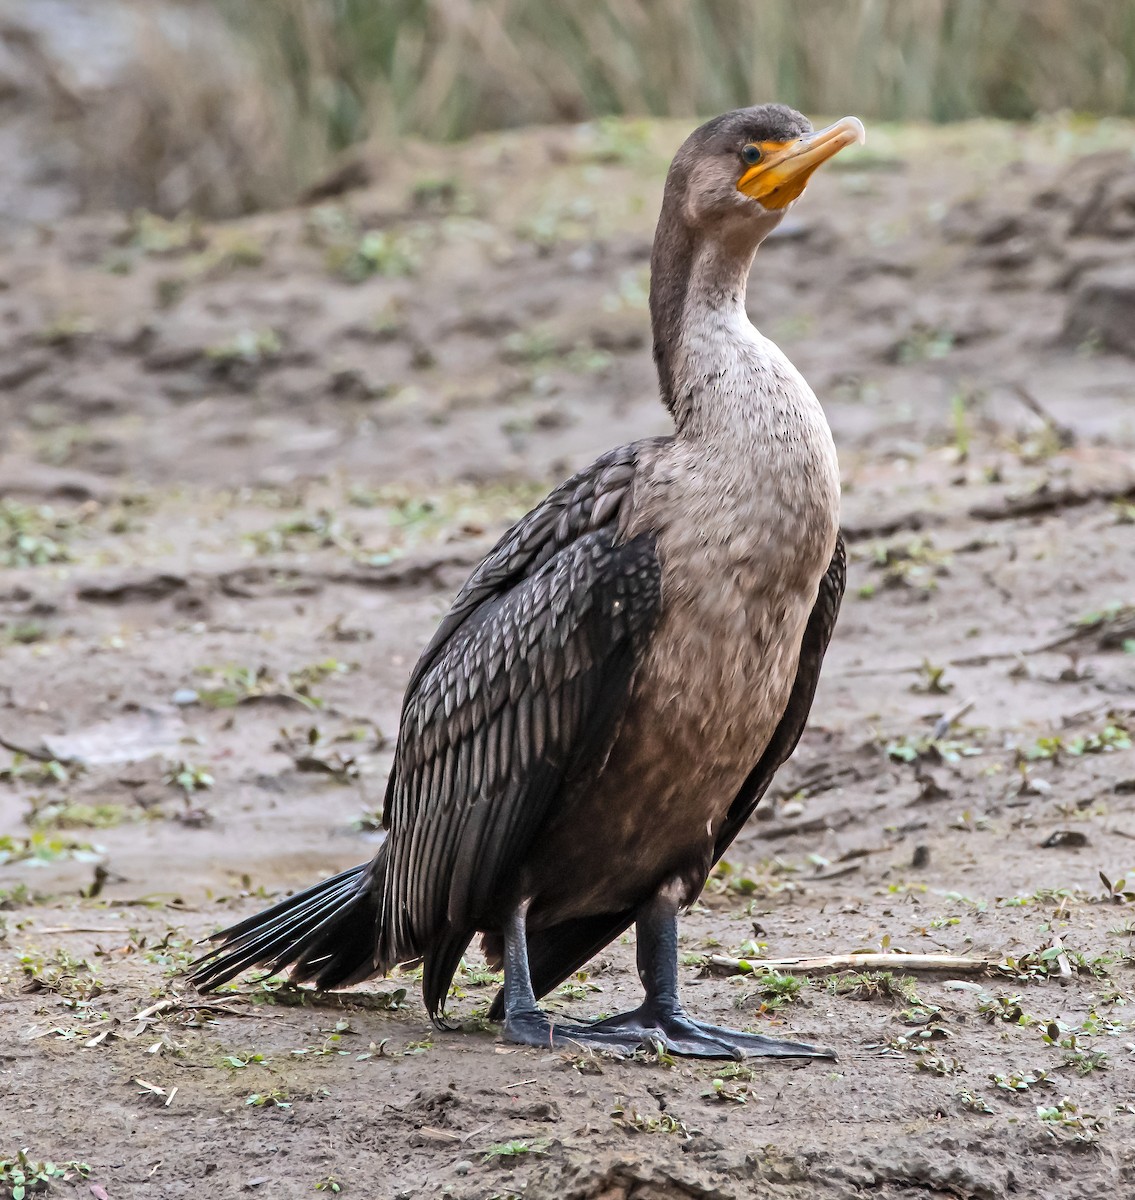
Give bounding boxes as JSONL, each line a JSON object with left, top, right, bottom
{"left": 34, "top": 926, "right": 125, "bottom": 935}
{"left": 705, "top": 952, "right": 995, "bottom": 976}
{"left": 0, "top": 734, "right": 54, "bottom": 761}
{"left": 1049, "top": 937, "right": 1073, "bottom": 982}
{"left": 1003, "top": 381, "right": 1076, "bottom": 448}
{"left": 932, "top": 698, "right": 976, "bottom": 740}
{"left": 808, "top": 862, "right": 862, "bottom": 882}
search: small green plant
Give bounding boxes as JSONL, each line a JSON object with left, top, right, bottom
{"left": 246, "top": 1089, "right": 291, "bottom": 1109}
{"left": 702, "top": 1063, "right": 756, "bottom": 1104}
{"left": 1062, "top": 1046, "right": 1108, "bottom": 1075}
{"left": 950, "top": 390, "right": 971, "bottom": 460}
{"left": 164, "top": 761, "right": 214, "bottom": 796}
{"left": 916, "top": 1054, "right": 963, "bottom": 1076}
{"left": 554, "top": 973, "right": 601, "bottom": 1003}
{"left": 884, "top": 733, "right": 981, "bottom": 765}
{"left": 28, "top": 802, "right": 128, "bottom": 832}
{"left": 2, "top": 621, "right": 46, "bottom": 645}
{"left": 611, "top": 1099, "right": 689, "bottom": 1133}
{"left": 194, "top": 659, "right": 357, "bottom": 711}
{"left": 247, "top": 510, "right": 357, "bottom": 555}
{"left": 739, "top": 970, "right": 804, "bottom": 1012}
{"left": 828, "top": 971, "right": 922, "bottom": 1005}
{"left": 18, "top": 947, "right": 101, "bottom": 1001}
{"left": 707, "top": 858, "right": 795, "bottom": 900}
{"left": 0, "top": 883, "right": 33, "bottom": 909}
{"left": 222, "top": 1053, "right": 266, "bottom": 1070}
{"left": 206, "top": 328, "right": 282, "bottom": 367}
{"left": 140, "top": 928, "right": 198, "bottom": 975}
{"left": 1036, "top": 1097, "right": 1103, "bottom": 1144}
{"left": 894, "top": 324, "right": 955, "bottom": 364}
{"left": 0, "top": 501, "right": 77, "bottom": 568}
{"left": 990, "top": 1067, "right": 1053, "bottom": 1092}
{"left": 1020, "top": 723, "right": 1130, "bottom": 762}
{"left": 977, "top": 993, "right": 1035, "bottom": 1026}
{"left": 868, "top": 536, "right": 951, "bottom": 592}
{"left": 308, "top": 206, "right": 422, "bottom": 281}
{"left": 0, "top": 757, "right": 70, "bottom": 786}
{"left": 957, "top": 1089, "right": 994, "bottom": 1114}
{"left": 480, "top": 1139, "right": 548, "bottom": 1162}
{"left": 457, "top": 960, "right": 503, "bottom": 988}
{"left": 129, "top": 209, "right": 204, "bottom": 255}
{"left": 0, "top": 1149, "right": 90, "bottom": 1198}
{"left": 1098, "top": 872, "right": 1135, "bottom": 904}
{"left": 0, "top": 833, "right": 99, "bottom": 868}
{"left": 911, "top": 659, "right": 952, "bottom": 695}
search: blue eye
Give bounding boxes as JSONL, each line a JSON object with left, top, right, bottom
{"left": 741, "top": 144, "right": 762, "bottom": 166}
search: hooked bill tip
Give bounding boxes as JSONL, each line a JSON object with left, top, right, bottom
{"left": 843, "top": 116, "right": 867, "bottom": 146}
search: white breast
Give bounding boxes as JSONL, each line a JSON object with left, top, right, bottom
{"left": 623, "top": 310, "right": 840, "bottom": 816}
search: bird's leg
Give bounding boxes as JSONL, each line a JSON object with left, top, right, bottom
{"left": 497, "top": 899, "right": 560, "bottom": 1048}
{"left": 496, "top": 897, "right": 688, "bottom": 1055}
{"left": 497, "top": 890, "right": 832, "bottom": 1059}
{"left": 583, "top": 883, "right": 835, "bottom": 1059}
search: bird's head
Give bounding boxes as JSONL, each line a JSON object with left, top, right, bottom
{"left": 666, "top": 104, "right": 865, "bottom": 245}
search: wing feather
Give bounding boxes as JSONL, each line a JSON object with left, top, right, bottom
{"left": 371, "top": 445, "right": 661, "bottom": 1013}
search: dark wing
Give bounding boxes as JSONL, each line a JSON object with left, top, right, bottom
{"left": 491, "top": 535, "right": 846, "bottom": 1016}
{"left": 377, "top": 446, "right": 662, "bottom": 1015}
{"left": 397, "top": 445, "right": 643, "bottom": 712}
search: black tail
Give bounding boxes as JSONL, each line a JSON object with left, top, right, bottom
{"left": 190, "top": 849, "right": 386, "bottom": 992}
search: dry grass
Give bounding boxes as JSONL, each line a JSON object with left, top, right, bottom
{"left": 225, "top": 0, "right": 1135, "bottom": 145}
{"left": 17, "top": 0, "right": 1135, "bottom": 216}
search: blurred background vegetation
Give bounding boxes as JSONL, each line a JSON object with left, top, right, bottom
{"left": 5, "top": 0, "right": 1135, "bottom": 218}
{"left": 231, "top": 0, "right": 1135, "bottom": 145}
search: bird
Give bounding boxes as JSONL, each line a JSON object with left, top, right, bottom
{"left": 191, "top": 103, "right": 862, "bottom": 1060}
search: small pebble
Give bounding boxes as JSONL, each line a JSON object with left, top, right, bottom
{"left": 172, "top": 688, "right": 199, "bottom": 706}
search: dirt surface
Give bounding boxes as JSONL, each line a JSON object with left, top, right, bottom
{"left": 2, "top": 117, "right": 1135, "bottom": 1200}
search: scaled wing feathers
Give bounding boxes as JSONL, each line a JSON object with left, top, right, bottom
{"left": 376, "top": 447, "right": 661, "bottom": 999}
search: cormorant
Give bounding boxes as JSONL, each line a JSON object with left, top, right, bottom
{"left": 191, "top": 104, "right": 863, "bottom": 1059}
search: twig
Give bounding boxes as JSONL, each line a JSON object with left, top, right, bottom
{"left": 932, "top": 698, "right": 976, "bottom": 740}
{"left": 1004, "top": 382, "right": 1076, "bottom": 448}
{"left": 758, "top": 804, "right": 887, "bottom": 841}
{"left": 703, "top": 952, "right": 995, "bottom": 976}
{"left": 968, "top": 479, "right": 1135, "bottom": 522}
{"left": 0, "top": 734, "right": 54, "bottom": 762}
{"left": 808, "top": 863, "right": 862, "bottom": 882}
{"left": 132, "top": 998, "right": 249, "bottom": 1022}
{"left": 34, "top": 927, "right": 125, "bottom": 935}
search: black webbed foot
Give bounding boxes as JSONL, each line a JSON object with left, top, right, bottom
{"left": 501, "top": 1003, "right": 831, "bottom": 1059}
{"left": 497, "top": 894, "right": 834, "bottom": 1061}
{"left": 585, "top": 1003, "right": 833, "bottom": 1059}
{"left": 501, "top": 1007, "right": 653, "bottom": 1056}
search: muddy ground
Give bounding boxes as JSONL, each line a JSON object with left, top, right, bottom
{"left": 2, "top": 117, "right": 1135, "bottom": 1200}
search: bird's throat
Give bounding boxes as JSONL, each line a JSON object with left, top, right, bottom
{"left": 650, "top": 215, "right": 762, "bottom": 434}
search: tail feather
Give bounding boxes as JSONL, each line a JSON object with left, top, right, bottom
{"left": 190, "top": 853, "right": 386, "bottom": 992}
{"left": 192, "top": 874, "right": 363, "bottom": 988}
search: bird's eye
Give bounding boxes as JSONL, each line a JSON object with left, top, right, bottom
{"left": 741, "top": 144, "right": 762, "bottom": 166}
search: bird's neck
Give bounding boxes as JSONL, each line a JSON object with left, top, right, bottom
{"left": 650, "top": 212, "right": 762, "bottom": 435}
